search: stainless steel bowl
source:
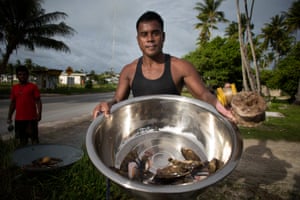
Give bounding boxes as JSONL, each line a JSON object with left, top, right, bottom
{"left": 86, "top": 95, "right": 243, "bottom": 200}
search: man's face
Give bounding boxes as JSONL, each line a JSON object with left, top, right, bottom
{"left": 136, "top": 20, "right": 165, "bottom": 57}
{"left": 17, "top": 71, "right": 29, "bottom": 84}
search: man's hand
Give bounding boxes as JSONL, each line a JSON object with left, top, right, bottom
{"left": 92, "top": 102, "right": 111, "bottom": 119}
{"left": 215, "top": 101, "right": 237, "bottom": 123}
{"left": 7, "top": 118, "right": 12, "bottom": 124}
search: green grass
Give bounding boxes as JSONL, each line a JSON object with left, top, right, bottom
{"left": 0, "top": 83, "right": 117, "bottom": 98}
{"left": 40, "top": 84, "right": 117, "bottom": 95}
{"left": 0, "top": 140, "right": 131, "bottom": 200}
{"left": 181, "top": 90, "right": 300, "bottom": 141}
{"left": 239, "top": 102, "right": 300, "bottom": 141}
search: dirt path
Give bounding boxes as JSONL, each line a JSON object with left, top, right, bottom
{"left": 225, "top": 139, "right": 300, "bottom": 199}
{"left": 38, "top": 118, "right": 300, "bottom": 199}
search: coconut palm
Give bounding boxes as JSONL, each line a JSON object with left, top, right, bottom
{"left": 284, "top": 0, "right": 300, "bottom": 41}
{"left": 0, "top": 0, "right": 75, "bottom": 73}
{"left": 194, "top": 0, "right": 228, "bottom": 44}
{"left": 225, "top": 21, "right": 239, "bottom": 39}
{"left": 260, "top": 14, "right": 292, "bottom": 63}
{"left": 225, "top": 14, "right": 252, "bottom": 40}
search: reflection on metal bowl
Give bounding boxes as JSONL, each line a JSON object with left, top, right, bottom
{"left": 86, "top": 95, "right": 243, "bottom": 200}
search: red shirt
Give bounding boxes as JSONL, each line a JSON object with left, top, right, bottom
{"left": 10, "top": 82, "right": 40, "bottom": 120}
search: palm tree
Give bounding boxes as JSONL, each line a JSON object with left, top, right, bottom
{"left": 194, "top": 0, "right": 228, "bottom": 44}
{"left": 225, "top": 21, "right": 239, "bottom": 39}
{"left": 0, "top": 0, "right": 75, "bottom": 74}
{"left": 260, "top": 14, "right": 292, "bottom": 64}
{"left": 225, "top": 14, "right": 251, "bottom": 40}
{"left": 284, "top": 0, "right": 300, "bottom": 41}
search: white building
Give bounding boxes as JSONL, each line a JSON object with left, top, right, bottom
{"left": 59, "top": 72, "right": 86, "bottom": 86}
{"left": 32, "top": 69, "right": 62, "bottom": 89}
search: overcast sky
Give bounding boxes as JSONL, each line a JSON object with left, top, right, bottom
{"left": 6, "top": 0, "right": 294, "bottom": 73}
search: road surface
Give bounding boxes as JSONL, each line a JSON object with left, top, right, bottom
{"left": 0, "top": 92, "right": 114, "bottom": 140}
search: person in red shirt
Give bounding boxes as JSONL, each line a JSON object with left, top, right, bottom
{"left": 7, "top": 65, "right": 42, "bottom": 145}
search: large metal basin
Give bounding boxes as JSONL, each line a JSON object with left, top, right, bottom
{"left": 86, "top": 95, "right": 243, "bottom": 200}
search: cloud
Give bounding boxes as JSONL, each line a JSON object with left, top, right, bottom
{"left": 5, "top": 0, "right": 294, "bottom": 73}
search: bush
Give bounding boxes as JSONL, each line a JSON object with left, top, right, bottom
{"left": 265, "top": 42, "right": 300, "bottom": 98}
{"left": 85, "top": 80, "right": 93, "bottom": 89}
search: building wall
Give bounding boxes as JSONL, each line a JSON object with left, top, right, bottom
{"left": 59, "top": 73, "right": 86, "bottom": 85}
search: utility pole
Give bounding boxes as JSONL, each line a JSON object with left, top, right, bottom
{"left": 110, "top": 0, "right": 116, "bottom": 73}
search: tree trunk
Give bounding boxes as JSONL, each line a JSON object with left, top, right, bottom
{"left": 241, "top": 62, "right": 249, "bottom": 91}
{"left": 245, "top": 0, "right": 261, "bottom": 94}
{"left": 247, "top": 26, "right": 260, "bottom": 92}
{"left": 236, "top": 0, "right": 250, "bottom": 91}
{"left": 0, "top": 44, "right": 14, "bottom": 74}
{"left": 236, "top": 0, "right": 256, "bottom": 92}
{"left": 0, "top": 55, "right": 9, "bottom": 74}
{"left": 243, "top": 45, "right": 256, "bottom": 91}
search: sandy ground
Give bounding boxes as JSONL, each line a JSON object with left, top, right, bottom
{"left": 38, "top": 118, "right": 300, "bottom": 200}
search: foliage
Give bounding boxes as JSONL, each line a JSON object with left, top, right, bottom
{"left": 0, "top": 0, "right": 75, "bottom": 73}
{"left": 225, "top": 14, "right": 253, "bottom": 40}
{"left": 84, "top": 79, "right": 93, "bottom": 89}
{"left": 45, "top": 149, "right": 130, "bottom": 200}
{"left": 0, "top": 139, "right": 16, "bottom": 169}
{"left": 284, "top": 0, "right": 300, "bottom": 34}
{"left": 260, "top": 14, "right": 293, "bottom": 61}
{"left": 265, "top": 42, "right": 300, "bottom": 97}
{"left": 258, "top": 0, "right": 300, "bottom": 71}
{"left": 194, "top": 0, "right": 228, "bottom": 44}
{"left": 97, "top": 73, "right": 113, "bottom": 84}
{"left": 259, "top": 69, "right": 274, "bottom": 86}
{"left": 183, "top": 37, "right": 242, "bottom": 89}
{"left": 0, "top": 83, "right": 117, "bottom": 98}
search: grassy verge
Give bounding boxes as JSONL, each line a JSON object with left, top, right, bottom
{"left": 181, "top": 90, "right": 300, "bottom": 141}
{"left": 0, "top": 83, "right": 117, "bottom": 98}
{"left": 239, "top": 102, "right": 300, "bottom": 141}
{"left": 40, "top": 84, "right": 117, "bottom": 95}
{"left": 0, "top": 140, "right": 131, "bottom": 200}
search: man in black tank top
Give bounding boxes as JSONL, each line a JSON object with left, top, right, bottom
{"left": 132, "top": 54, "right": 180, "bottom": 96}
{"left": 93, "top": 11, "right": 235, "bottom": 122}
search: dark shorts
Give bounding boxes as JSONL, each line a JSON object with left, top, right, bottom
{"left": 15, "top": 120, "right": 39, "bottom": 145}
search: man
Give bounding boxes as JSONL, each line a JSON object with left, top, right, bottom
{"left": 93, "top": 11, "right": 234, "bottom": 121}
{"left": 7, "top": 65, "right": 42, "bottom": 145}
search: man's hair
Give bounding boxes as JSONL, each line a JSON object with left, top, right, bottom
{"left": 136, "top": 11, "right": 164, "bottom": 31}
{"left": 16, "top": 65, "right": 29, "bottom": 75}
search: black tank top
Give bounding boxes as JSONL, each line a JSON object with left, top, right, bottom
{"left": 131, "top": 54, "right": 180, "bottom": 97}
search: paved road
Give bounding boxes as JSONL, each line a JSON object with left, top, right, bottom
{"left": 0, "top": 92, "right": 114, "bottom": 140}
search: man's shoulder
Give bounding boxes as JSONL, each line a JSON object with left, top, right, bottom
{"left": 27, "top": 82, "right": 40, "bottom": 90}
{"left": 122, "top": 58, "right": 139, "bottom": 72}
{"left": 170, "top": 55, "right": 192, "bottom": 67}
{"left": 27, "top": 82, "right": 38, "bottom": 86}
{"left": 118, "top": 58, "right": 139, "bottom": 81}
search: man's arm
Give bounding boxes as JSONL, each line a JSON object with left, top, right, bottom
{"left": 177, "top": 59, "right": 235, "bottom": 121}
{"left": 36, "top": 98, "right": 42, "bottom": 121}
{"left": 92, "top": 64, "right": 132, "bottom": 119}
{"left": 7, "top": 100, "right": 16, "bottom": 124}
